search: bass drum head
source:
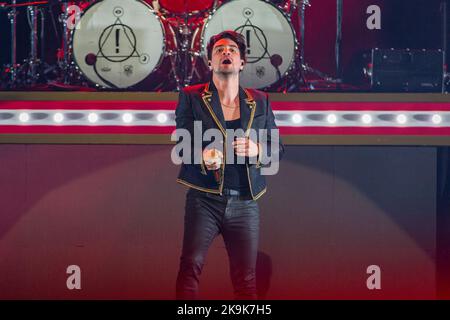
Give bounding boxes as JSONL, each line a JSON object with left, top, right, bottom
{"left": 72, "top": 0, "right": 165, "bottom": 89}
{"left": 201, "top": 0, "right": 296, "bottom": 89}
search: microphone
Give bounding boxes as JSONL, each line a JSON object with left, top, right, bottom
{"left": 213, "top": 170, "right": 221, "bottom": 184}
{"left": 205, "top": 149, "right": 222, "bottom": 184}
{"left": 211, "top": 149, "right": 222, "bottom": 183}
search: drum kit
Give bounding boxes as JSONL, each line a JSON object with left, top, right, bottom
{"left": 0, "top": 0, "right": 338, "bottom": 91}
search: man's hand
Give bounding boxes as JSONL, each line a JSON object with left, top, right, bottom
{"left": 233, "top": 137, "right": 259, "bottom": 157}
{"left": 203, "top": 148, "right": 223, "bottom": 170}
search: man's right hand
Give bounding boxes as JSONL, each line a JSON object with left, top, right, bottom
{"left": 203, "top": 148, "right": 223, "bottom": 170}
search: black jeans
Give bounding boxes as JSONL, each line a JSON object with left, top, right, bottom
{"left": 176, "top": 188, "right": 260, "bottom": 300}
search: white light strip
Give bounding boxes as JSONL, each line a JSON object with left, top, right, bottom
{"left": 0, "top": 110, "right": 449, "bottom": 127}
{"left": 274, "top": 111, "right": 450, "bottom": 127}
{"left": 0, "top": 110, "right": 175, "bottom": 126}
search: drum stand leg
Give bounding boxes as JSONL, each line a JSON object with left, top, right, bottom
{"left": 10, "top": 5, "right": 39, "bottom": 88}
{"left": 172, "top": 15, "right": 199, "bottom": 90}
{"left": 168, "top": 50, "right": 182, "bottom": 91}
{"left": 1, "top": 1, "right": 19, "bottom": 89}
{"left": 287, "top": 0, "right": 339, "bottom": 92}
{"left": 180, "top": 17, "right": 194, "bottom": 87}
{"left": 61, "top": 2, "right": 71, "bottom": 84}
{"left": 11, "top": 5, "right": 56, "bottom": 89}
{"left": 9, "top": 1, "right": 18, "bottom": 84}
{"left": 57, "top": 2, "right": 78, "bottom": 85}
{"left": 14, "top": 5, "right": 41, "bottom": 87}
{"left": 47, "top": 3, "right": 86, "bottom": 89}
{"left": 188, "top": 51, "right": 203, "bottom": 85}
{"left": 29, "top": 6, "right": 39, "bottom": 82}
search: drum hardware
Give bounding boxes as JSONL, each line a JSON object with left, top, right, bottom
{"left": 2, "top": 1, "right": 54, "bottom": 88}
{"left": 335, "top": 0, "right": 343, "bottom": 90}
{"left": 160, "top": 0, "right": 220, "bottom": 89}
{"left": 1, "top": 0, "right": 65, "bottom": 89}
{"left": 175, "top": 13, "right": 203, "bottom": 88}
{"left": 27, "top": 5, "right": 39, "bottom": 82}
{"left": 440, "top": 0, "right": 448, "bottom": 93}
{"left": 0, "top": 0, "right": 21, "bottom": 88}
{"left": 20, "top": 2, "right": 59, "bottom": 87}
{"left": 178, "top": 14, "right": 193, "bottom": 88}
{"left": 52, "top": 0, "right": 90, "bottom": 86}
{"left": 43, "top": 1, "right": 94, "bottom": 89}
{"left": 8, "top": 0, "right": 18, "bottom": 85}
{"left": 280, "top": 0, "right": 298, "bottom": 17}
{"left": 59, "top": 1, "right": 73, "bottom": 84}
{"left": 286, "top": 0, "right": 340, "bottom": 91}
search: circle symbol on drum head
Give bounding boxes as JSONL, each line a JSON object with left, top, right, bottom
{"left": 113, "top": 6, "right": 124, "bottom": 17}
{"left": 235, "top": 25, "right": 268, "bottom": 64}
{"left": 140, "top": 53, "right": 150, "bottom": 64}
{"left": 98, "top": 24, "right": 138, "bottom": 63}
{"left": 243, "top": 8, "right": 254, "bottom": 18}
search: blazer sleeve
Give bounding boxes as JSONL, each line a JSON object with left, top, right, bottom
{"left": 174, "top": 89, "right": 207, "bottom": 174}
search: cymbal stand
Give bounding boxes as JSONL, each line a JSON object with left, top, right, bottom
{"left": 8, "top": 0, "right": 18, "bottom": 84}
{"left": 27, "top": 5, "right": 39, "bottom": 82}
{"left": 287, "top": 0, "right": 339, "bottom": 91}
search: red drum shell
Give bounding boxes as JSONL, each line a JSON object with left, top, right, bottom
{"left": 157, "top": 0, "right": 214, "bottom": 14}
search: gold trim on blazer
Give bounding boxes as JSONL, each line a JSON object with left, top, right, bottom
{"left": 253, "top": 187, "right": 267, "bottom": 201}
{"left": 243, "top": 88, "right": 257, "bottom": 137}
{"left": 176, "top": 178, "right": 221, "bottom": 194}
{"left": 201, "top": 83, "right": 226, "bottom": 136}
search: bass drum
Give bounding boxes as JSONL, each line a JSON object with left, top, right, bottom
{"left": 72, "top": 0, "right": 175, "bottom": 89}
{"left": 198, "top": 0, "right": 297, "bottom": 89}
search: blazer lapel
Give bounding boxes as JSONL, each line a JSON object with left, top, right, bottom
{"left": 240, "top": 87, "right": 257, "bottom": 137}
{"left": 201, "top": 81, "right": 226, "bottom": 136}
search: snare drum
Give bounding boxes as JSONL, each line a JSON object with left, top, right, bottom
{"left": 72, "top": 0, "right": 175, "bottom": 89}
{"left": 198, "top": 0, "right": 297, "bottom": 89}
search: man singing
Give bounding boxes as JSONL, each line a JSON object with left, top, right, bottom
{"left": 174, "top": 30, "right": 284, "bottom": 299}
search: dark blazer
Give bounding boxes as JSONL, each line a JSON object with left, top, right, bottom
{"left": 175, "top": 81, "right": 284, "bottom": 200}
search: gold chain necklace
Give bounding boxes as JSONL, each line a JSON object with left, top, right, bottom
{"left": 221, "top": 98, "right": 239, "bottom": 108}
{"left": 221, "top": 103, "right": 237, "bottom": 108}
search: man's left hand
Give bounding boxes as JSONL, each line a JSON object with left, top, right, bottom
{"left": 233, "top": 137, "right": 259, "bottom": 157}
